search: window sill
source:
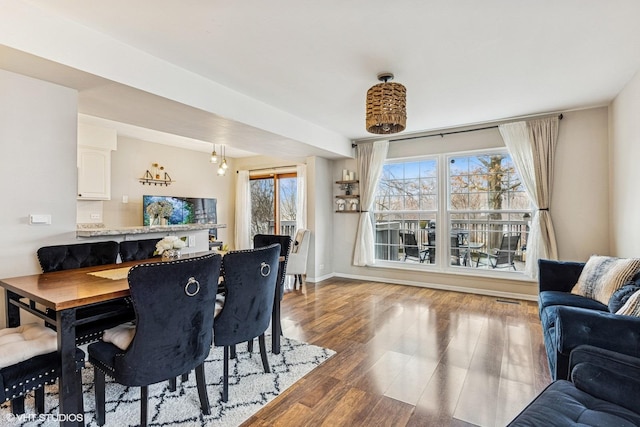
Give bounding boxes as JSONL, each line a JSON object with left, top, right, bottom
{"left": 370, "top": 260, "right": 537, "bottom": 283}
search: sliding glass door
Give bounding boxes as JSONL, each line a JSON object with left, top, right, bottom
{"left": 250, "top": 172, "right": 297, "bottom": 241}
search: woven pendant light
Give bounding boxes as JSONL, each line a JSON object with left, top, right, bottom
{"left": 366, "top": 72, "right": 406, "bottom": 134}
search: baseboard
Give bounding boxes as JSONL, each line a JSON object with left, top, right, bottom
{"left": 306, "top": 272, "right": 335, "bottom": 283}
{"left": 328, "top": 272, "right": 538, "bottom": 302}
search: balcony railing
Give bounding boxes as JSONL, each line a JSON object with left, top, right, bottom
{"left": 374, "top": 215, "right": 530, "bottom": 270}
{"left": 255, "top": 220, "right": 297, "bottom": 238}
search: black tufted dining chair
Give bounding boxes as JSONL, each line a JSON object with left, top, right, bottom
{"left": 87, "top": 253, "right": 222, "bottom": 426}
{"left": 36, "top": 241, "right": 135, "bottom": 344}
{"left": 252, "top": 234, "right": 291, "bottom": 354}
{"left": 37, "top": 241, "right": 120, "bottom": 272}
{"left": 214, "top": 244, "right": 281, "bottom": 402}
{"left": 119, "top": 238, "right": 160, "bottom": 261}
{"left": 0, "top": 324, "right": 85, "bottom": 415}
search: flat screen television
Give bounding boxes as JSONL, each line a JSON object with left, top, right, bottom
{"left": 143, "top": 195, "right": 217, "bottom": 226}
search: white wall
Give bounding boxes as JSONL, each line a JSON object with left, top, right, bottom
{"left": 307, "top": 156, "right": 333, "bottom": 280}
{"left": 330, "top": 107, "right": 610, "bottom": 298}
{"left": 0, "top": 70, "right": 78, "bottom": 277}
{"left": 609, "top": 69, "right": 640, "bottom": 257}
{"left": 553, "top": 108, "right": 610, "bottom": 259}
{"left": 0, "top": 70, "right": 78, "bottom": 327}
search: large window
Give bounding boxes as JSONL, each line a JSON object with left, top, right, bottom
{"left": 373, "top": 158, "right": 437, "bottom": 262}
{"left": 250, "top": 172, "right": 297, "bottom": 241}
{"left": 449, "top": 152, "right": 531, "bottom": 270}
{"left": 373, "top": 150, "right": 531, "bottom": 273}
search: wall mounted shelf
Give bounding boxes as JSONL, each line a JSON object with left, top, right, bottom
{"left": 335, "top": 180, "right": 360, "bottom": 213}
{"left": 139, "top": 168, "right": 172, "bottom": 186}
{"left": 139, "top": 177, "right": 173, "bottom": 186}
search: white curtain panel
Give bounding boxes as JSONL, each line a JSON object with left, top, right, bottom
{"left": 499, "top": 117, "right": 559, "bottom": 278}
{"left": 296, "top": 164, "right": 307, "bottom": 231}
{"left": 353, "top": 140, "right": 389, "bottom": 266}
{"left": 234, "top": 170, "right": 252, "bottom": 250}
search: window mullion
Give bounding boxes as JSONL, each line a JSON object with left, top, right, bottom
{"left": 438, "top": 153, "right": 448, "bottom": 267}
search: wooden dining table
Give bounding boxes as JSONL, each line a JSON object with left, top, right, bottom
{"left": 0, "top": 250, "right": 285, "bottom": 426}
{"left": 0, "top": 258, "right": 153, "bottom": 426}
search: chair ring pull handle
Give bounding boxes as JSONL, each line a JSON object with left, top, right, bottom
{"left": 185, "top": 277, "right": 200, "bottom": 297}
{"left": 260, "top": 262, "right": 271, "bottom": 277}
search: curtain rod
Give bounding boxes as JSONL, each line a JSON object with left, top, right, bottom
{"left": 236, "top": 164, "right": 299, "bottom": 173}
{"left": 352, "top": 113, "right": 563, "bottom": 147}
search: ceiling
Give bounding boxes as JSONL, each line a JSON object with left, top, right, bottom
{"left": 5, "top": 0, "right": 640, "bottom": 159}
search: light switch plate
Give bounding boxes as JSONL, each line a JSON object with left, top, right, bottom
{"left": 30, "top": 214, "right": 51, "bottom": 225}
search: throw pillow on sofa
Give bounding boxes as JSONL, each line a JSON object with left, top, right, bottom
{"left": 609, "top": 283, "right": 640, "bottom": 313}
{"left": 616, "top": 289, "right": 640, "bottom": 317}
{"left": 571, "top": 255, "right": 640, "bottom": 305}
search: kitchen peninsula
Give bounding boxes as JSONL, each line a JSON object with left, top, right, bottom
{"left": 76, "top": 223, "right": 226, "bottom": 253}
{"left": 76, "top": 223, "right": 225, "bottom": 237}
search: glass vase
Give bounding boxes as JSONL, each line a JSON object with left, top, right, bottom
{"left": 161, "top": 248, "right": 181, "bottom": 261}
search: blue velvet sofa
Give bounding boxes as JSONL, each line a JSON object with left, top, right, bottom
{"left": 538, "top": 259, "right": 640, "bottom": 380}
{"left": 508, "top": 345, "right": 640, "bottom": 426}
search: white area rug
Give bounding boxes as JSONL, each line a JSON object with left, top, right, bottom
{"left": 0, "top": 337, "right": 335, "bottom": 426}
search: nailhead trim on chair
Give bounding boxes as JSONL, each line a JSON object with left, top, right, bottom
{"left": 5, "top": 370, "right": 55, "bottom": 400}
{"left": 77, "top": 331, "right": 103, "bottom": 345}
{"left": 2, "top": 355, "right": 85, "bottom": 402}
{"left": 91, "top": 357, "right": 117, "bottom": 378}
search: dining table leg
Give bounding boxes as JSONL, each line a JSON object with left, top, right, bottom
{"left": 5, "top": 290, "right": 21, "bottom": 327}
{"left": 4, "top": 291, "right": 25, "bottom": 414}
{"left": 57, "top": 308, "right": 84, "bottom": 427}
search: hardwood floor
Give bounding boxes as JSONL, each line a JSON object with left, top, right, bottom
{"left": 242, "top": 278, "right": 550, "bottom": 427}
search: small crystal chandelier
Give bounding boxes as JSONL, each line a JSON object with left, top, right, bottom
{"left": 365, "top": 72, "right": 407, "bottom": 134}
{"left": 217, "top": 145, "right": 227, "bottom": 176}
{"left": 221, "top": 146, "right": 228, "bottom": 171}
{"left": 210, "top": 144, "right": 218, "bottom": 164}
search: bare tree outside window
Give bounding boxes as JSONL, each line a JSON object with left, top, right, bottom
{"left": 450, "top": 153, "right": 530, "bottom": 249}
{"left": 250, "top": 173, "right": 298, "bottom": 242}
{"left": 250, "top": 178, "right": 274, "bottom": 237}
{"left": 279, "top": 177, "right": 297, "bottom": 223}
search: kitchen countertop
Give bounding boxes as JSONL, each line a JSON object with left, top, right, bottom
{"left": 76, "top": 223, "right": 226, "bottom": 237}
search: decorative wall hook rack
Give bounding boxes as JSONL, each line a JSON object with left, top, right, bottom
{"left": 139, "top": 163, "right": 173, "bottom": 186}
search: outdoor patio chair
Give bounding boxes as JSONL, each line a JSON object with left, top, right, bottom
{"left": 399, "top": 230, "right": 429, "bottom": 263}
{"left": 476, "top": 232, "right": 521, "bottom": 270}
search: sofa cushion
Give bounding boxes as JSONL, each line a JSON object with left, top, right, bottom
{"left": 539, "top": 292, "right": 608, "bottom": 332}
{"left": 540, "top": 291, "right": 609, "bottom": 315}
{"left": 616, "top": 290, "right": 640, "bottom": 317}
{"left": 571, "top": 256, "right": 640, "bottom": 305}
{"left": 609, "top": 284, "right": 640, "bottom": 313}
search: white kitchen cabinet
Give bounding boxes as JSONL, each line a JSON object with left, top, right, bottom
{"left": 77, "top": 122, "right": 117, "bottom": 200}
{"left": 77, "top": 146, "right": 111, "bottom": 200}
